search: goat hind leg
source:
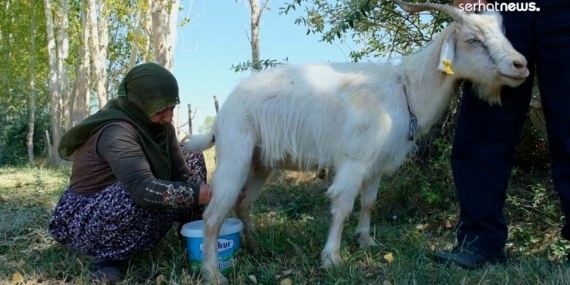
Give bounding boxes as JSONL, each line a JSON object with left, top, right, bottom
{"left": 202, "top": 213, "right": 227, "bottom": 284}
{"left": 202, "top": 168, "right": 250, "bottom": 284}
{"left": 321, "top": 162, "right": 365, "bottom": 268}
{"left": 235, "top": 168, "right": 271, "bottom": 252}
{"left": 356, "top": 176, "right": 381, "bottom": 248}
{"left": 202, "top": 141, "right": 254, "bottom": 284}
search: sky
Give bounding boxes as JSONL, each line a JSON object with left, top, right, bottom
{"left": 170, "top": 0, "right": 367, "bottom": 134}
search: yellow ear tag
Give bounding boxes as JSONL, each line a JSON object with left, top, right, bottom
{"left": 443, "top": 60, "right": 454, "bottom": 75}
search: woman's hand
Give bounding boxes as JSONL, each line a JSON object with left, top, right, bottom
{"left": 198, "top": 184, "right": 247, "bottom": 205}
{"left": 199, "top": 184, "right": 212, "bottom": 205}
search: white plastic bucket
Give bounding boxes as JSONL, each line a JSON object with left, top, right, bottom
{"left": 180, "top": 218, "right": 243, "bottom": 275}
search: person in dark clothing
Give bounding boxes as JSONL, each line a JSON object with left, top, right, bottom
{"left": 434, "top": 0, "right": 570, "bottom": 269}
{"left": 49, "top": 62, "right": 245, "bottom": 282}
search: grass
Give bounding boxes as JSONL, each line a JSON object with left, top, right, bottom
{"left": 2, "top": 146, "right": 570, "bottom": 285}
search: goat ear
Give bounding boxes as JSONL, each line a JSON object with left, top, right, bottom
{"left": 437, "top": 34, "right": 457, "bottom": 75}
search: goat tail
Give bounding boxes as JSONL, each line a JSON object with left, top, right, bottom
{"left": 183, "top": 132, "right": 216, "bottom": 152}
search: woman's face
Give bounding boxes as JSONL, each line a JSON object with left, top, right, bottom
{"left": 149, "top": 106, "right": 175, "bottom": 125}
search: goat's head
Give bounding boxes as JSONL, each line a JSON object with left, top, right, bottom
{"left": 393, "top": 0, "right": 530, "bottom": 105}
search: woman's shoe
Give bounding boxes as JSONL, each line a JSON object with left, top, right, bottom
{"left": 90, "top": 258, "right": 123, "bottom": 283}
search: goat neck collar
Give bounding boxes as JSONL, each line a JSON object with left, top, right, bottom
{"left": 398, "top": 75, "right": 418, "bottom": 141}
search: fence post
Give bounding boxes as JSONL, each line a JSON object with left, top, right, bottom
{"left": 214, "top": 95, "right": 219, "bottom": 114}
{"left": 187, "top": 103, "right": 193, "bottom": 135}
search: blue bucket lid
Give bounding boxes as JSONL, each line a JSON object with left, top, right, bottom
{"left": 180, "top": 218, "right": 243, "bottom": 238}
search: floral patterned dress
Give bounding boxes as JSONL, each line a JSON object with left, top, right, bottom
{"left": 48, "top": 147, "right": 208, "bottom": 261}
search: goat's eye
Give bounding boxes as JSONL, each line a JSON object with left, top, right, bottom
{"left": 465, "top": 38, "right": 481, "bottom": 44}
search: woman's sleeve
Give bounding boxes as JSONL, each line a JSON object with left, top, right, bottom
{"left": 96, "top": 123, "right": 201, "bottom": 208}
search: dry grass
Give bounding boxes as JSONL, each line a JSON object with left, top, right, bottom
{"left": 202, "top": 148, "right": 217, "bottom": 183}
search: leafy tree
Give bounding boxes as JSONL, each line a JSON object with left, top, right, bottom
{"left": 0, "top": 0, "right": 50, "bottom": 165}
{"left": 231, "top": 0, "right": 290, "bottom": 73}
{"left": 0, "top": 0, "right": 174, "bottom": 166}
{"left": 279, "top": 0, "right": 453, "bottom": 61}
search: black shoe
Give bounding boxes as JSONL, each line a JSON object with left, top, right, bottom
{"left": 433, "top": 244, "right": 507, "bottom": 270}
{"left": 90, "top": 258, "right": 123, "bottom": 283}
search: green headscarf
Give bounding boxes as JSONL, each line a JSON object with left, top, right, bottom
{"left": 58, "top": 62, "right": 180, "bottom": 180}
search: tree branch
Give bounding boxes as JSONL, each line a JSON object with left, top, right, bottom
{"left": 240, "top": 24, "right": 252, "bottom": 44}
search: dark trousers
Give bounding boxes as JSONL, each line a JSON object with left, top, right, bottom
{"left": 452, "top": 0, "right": 570, "bottom": 252}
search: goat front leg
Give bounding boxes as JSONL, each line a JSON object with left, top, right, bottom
{"left": 321, "top": 162, "right": 365, "bottom": 267}
{"left": 235, "top": 169, "right": 271, "bottom": 252}
{"left": 356, "top": 176, "right": 381, "bottom": 247}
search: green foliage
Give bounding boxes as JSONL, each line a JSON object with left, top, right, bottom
{"left": 377, "top": 137, "right": 457, "bottom": 222}
{"left": 231, "top": 58, "right": 290, "bottom": 73}
{"left": 198, "top": 115, "right": 216, "bottom": 134}
{"left": 0, "top": 0, "right": 51, "bottom": 166}
{"left": 106, "top": 0, "right": 144, "bottom": 99}
{"left": 3, "top": 166, "right": 570, "bottom": 284}
{"left": 279, "top": 0, "right": 453, "bottom": 61}
{"left": 0, "top": 0, "right": 154, "bottom": 166}
{"left": 0, "top": 108, "right": 52, "bottom": 166}
{"left": 179, "top": 16, "right": 191, "bottom": 27}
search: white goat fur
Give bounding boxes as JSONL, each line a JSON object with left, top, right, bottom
{"left": 184, "top": 7, "right": 528, "bottom": 284}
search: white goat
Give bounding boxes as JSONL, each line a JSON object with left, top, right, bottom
{"left": 184, "top": 1, "right": 529, "bottom": 283}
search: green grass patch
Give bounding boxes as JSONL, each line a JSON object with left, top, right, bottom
{"left": 1, "top": 146, "right": 570, "bottom": 284}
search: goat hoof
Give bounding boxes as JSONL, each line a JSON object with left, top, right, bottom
{"left": 357, "top": 234, "right": 378, "bottom": 248}
{"left": 205, "top": 274, "right": 228, "bottom": 285}
{"left": 321, "top": 252, "right": 343, "bottom": 268}
{"left": 202, "top": 263, "right": 228, "bottom": 285}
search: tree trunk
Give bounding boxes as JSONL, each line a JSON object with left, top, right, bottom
{"left": 99, "top": 2, "right": 109, "bottom": 96}
{"left": 250, "top": 0, "right": 261, "bottom": 72}
{"left": 151, "top": 0, "right": 167, "bottom": 66}
{"left": 151, "top": 0, "right": 181, "bottom": 137}
{"left": 143, "top": 0, "right": 153, "bottom": 62}
{"left": 44, "top": 0, "right": 62, "bottom": 164}
{"left": 151, "top": 0, "right": 180, "bottom": 70}
{"left": 128, "top": 9, "right": 141, "bottom": 69}
{"left": 27, "top": 0, "right": 37, "bottom": 163}
{"left": 70, "top": 0, "right": 91, "bottom": 127}
{"left": 57, "top": 0, "right": 70, "bottom": 130}
{"left": 167, "top": 0, "right": 180, "bottom": 136}
{"left": 2, "top": 0, "right": 13, "bottom": 88}
{"left": 89, "top": 0, "right": 107, "bottom": 109}
{"left": 165, "top": 0, "right": 180, "bottom": 71}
